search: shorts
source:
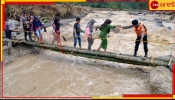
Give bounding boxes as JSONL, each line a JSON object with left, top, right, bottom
{"left": 35, "top": 30, "right": 42, "bottom": 38}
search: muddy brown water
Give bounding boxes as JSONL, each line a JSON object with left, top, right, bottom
{"left": 4, "top": 47, "right": 151, "bottom": 96}
{"left": 3, "top": 11, "right": 174, "bottom": 96}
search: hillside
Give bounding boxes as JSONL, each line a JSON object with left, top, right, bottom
{"left": 6, "top": 3, "right": 174, "bottom": 24}
{"left": 5, "top": 4, "right": 92, "bottom": 22}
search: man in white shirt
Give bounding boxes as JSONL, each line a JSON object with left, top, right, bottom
{"left": 8, "top": 16, "right": 16, "bottom": 38}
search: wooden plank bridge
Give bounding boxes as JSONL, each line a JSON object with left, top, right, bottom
{"left": 4, "top": 39, "right": 172, "bottom": 68}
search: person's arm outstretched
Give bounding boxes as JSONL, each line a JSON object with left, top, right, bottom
{"left": 122, "top": 25, "right": 134, "bottom": 29}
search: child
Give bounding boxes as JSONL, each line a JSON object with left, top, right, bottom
{"left": 73, "top": 17, "right": 82, "bottom": 49}
{"left": 85, "top": 19, "right": 96, "bottom": 51}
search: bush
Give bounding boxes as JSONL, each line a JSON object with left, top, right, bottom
{"left": 169, "top": 15, "right": 174, "bottom": 21}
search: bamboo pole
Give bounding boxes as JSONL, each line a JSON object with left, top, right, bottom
{"left": 20, "top": 41, "right": 169, "bottom": 67}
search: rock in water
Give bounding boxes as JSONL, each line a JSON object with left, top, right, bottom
{"left": 156, "top": 21, "right": 164, "bottom": 27}
{"left": 31, "top": 47, "right": 41, "bottom": 54}
{"left": 168, "top": 27, "right": 172, "bottom": 30}
{"left": 150, "top": 66, "right": 172, "bottom": 94}
{"left": 154, "top": 18, "right": 164, "bottom": 27}
{"left": 138, "top": 18, "right": 146, "bottom": 21}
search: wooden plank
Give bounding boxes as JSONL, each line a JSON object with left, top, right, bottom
{"left": 20, "top": 40, "right": 169, "bottom": 67}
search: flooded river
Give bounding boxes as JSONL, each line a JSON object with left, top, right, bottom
{"left": 3, "top": 11, "right": 174, "bottom": 96}
{"left": 4, "top": 48, "right": 151, "bottom": 96}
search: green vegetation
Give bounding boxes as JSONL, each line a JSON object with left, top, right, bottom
{"left": 72, "top": 2, "right": 148, "bottom": 10}
{"left": 6, "top": 2, "right": 148, "bottom": 22}
{"left": 169, "top": 15, "right": 174, "bottom": 21}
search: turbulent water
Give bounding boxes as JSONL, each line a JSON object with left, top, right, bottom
{"left": 4, "top": 48, "right": 151, "bottom": 96}
{"left": 3, "top": 11, "right": 174, "bottom": 96}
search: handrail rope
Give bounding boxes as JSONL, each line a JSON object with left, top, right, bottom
{"left": 5, "top": 30, "right": 174, "bottom": 61}
{"left": 150, "top": 44, "right": 173, "bottom": 59}
{"left": 121, "top": 38, "right": 175, "bottom": 44}
{"left": 6, "top": 34, "right": 173, "bottom": 70}
{"left": 92, "top": 35, "right": 175, "bottom": 44}
{"left": 113, "top": 37, "right": 174, "bottom": 60}
{"left": 40, "top": 32, "right": 173, "bottom": 61}
{"left": 8, "top": 29, "right": 175, "bottom": 44}
{"left": 151, "top": 43, "right": 171, "bottom": 58}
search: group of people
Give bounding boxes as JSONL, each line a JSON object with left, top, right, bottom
{"left": 5, "top": 13, "right": 148, "bottom": 57}
{"left": 20, "top": 12, "right": 46, "bottom": 43}
{"left": 71, "top": 17, "right": 148, "bottom": 57}
{"left": 5, "top": 12, "right": 46, "bottom": 43}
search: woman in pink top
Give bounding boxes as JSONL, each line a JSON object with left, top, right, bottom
{"left": 85, "top": 19, "right": 96, "bottom": 51}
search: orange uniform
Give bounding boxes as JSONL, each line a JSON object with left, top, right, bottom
{"left": 134, "top": 23, "right": 147, "bottom": 36}
{"left": 123, "top": 20, "right": 148, "bottom": 57}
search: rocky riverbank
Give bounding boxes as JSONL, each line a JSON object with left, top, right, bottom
{"left": 6, "top": 4, "right": 92, "bottom": 23}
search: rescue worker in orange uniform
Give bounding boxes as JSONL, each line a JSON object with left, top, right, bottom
{"left": 121, "top": 19, "right": 148, "bottom": 57}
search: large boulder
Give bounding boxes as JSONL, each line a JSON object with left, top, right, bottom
{"left": 150, "top": 66, "right": 172, "bottom": 94}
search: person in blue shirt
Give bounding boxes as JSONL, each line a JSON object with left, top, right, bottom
{"left": 32, "top": 16, "right": 44, "bottom": 43}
